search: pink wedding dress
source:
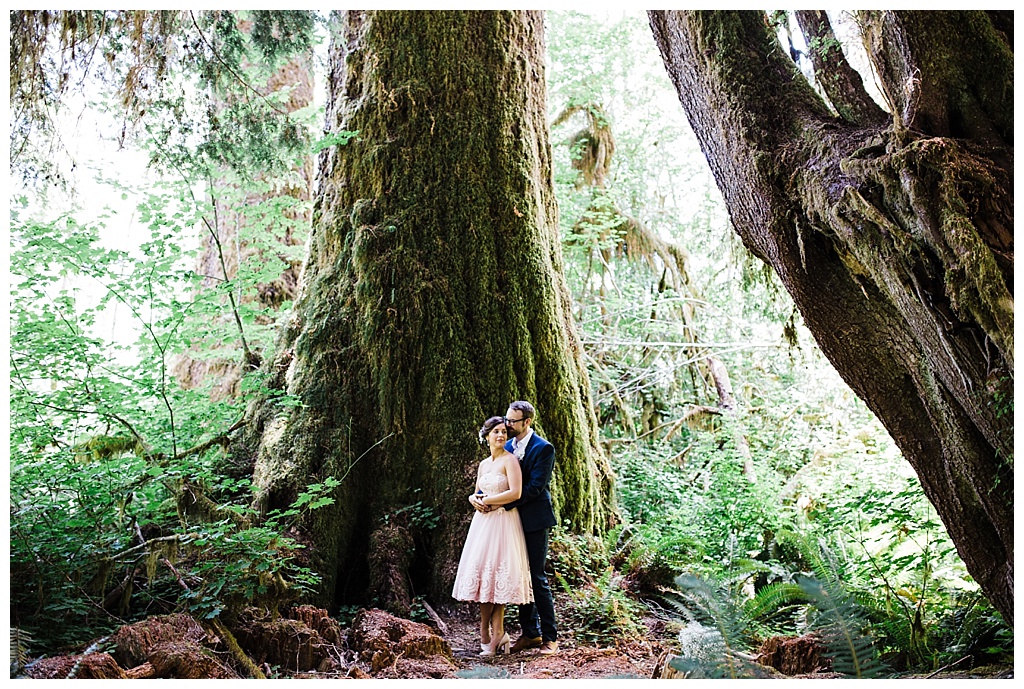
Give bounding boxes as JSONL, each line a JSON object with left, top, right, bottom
{"left": 451, "top": 470, "right": 534, "bottom": 604}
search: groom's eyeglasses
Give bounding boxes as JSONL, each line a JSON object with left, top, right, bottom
{"left": 504, "top": 417, "right": 527, "bottom": 426}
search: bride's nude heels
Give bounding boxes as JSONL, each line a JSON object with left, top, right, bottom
{"left": 480, "top": 632, "right": 510, "bottom": 657}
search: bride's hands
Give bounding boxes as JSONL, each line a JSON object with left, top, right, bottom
{"left": 469, "top": 493, "right": 492, "bottom": 513}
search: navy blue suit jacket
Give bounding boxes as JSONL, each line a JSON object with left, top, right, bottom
{"left": 503, "top": 432, "right": 556, "bottom": 533}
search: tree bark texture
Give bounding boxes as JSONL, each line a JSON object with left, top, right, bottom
{"left": 648, "top": 10, "right": 1012, "bottom": 623}
{"left": 245, "top": 10, "right": 615, "bottom": 608}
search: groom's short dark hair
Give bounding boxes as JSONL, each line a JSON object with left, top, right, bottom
{"left": 508, "top": 400, "right": 535, "bottom": 419}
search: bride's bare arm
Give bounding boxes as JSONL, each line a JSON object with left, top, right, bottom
{"left": 480, "top": 455, "right": 522, "bottom": 506}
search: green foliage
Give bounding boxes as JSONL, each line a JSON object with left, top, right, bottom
{"left": 8, "top": 77, "right": 326, "bottom": 650}
{"left": 142, "top": 11, "right": 320, "bottom": 177}
{"left": 333, "top": 604, "right": 362, "bottom": 627}
{"left": 797, "top": 575, "right": 887, "bottom": 678}
{"left": 610, "top": 522, "right": 700, "bottom": 593}
{"left": 808, "top": 34, "right": 843, "bottom": 60}
{"left": 181, "top": 481, "right": 337, "bottom": 619}
{"left": 557, "top": 566, "right": 646, "bottom": 645}
{"left": 384, "top": 501, "right": 440, "bottom": 532}
{"left": 311, "top": 129, "right": 360, "bottom": 154}
{"left": 549, "top": 528, "right": 610, "bottom": 588}
{"left": 930, "top": 592, "right": 1013, "bottom": 665}
{"left": 547, "top": 528, "right": 645, "bottom": 644}
{"left": 10, "top": 629, "right": 35, "bottom": 678}
{"left": 408, "top": 597, "right": 432, "bottom": 626}
{"left": 666, "top": 566, "right": 886, "bottom": 678}
{"left": 667, "top": 573, "right": 763, "bottom": 678}
{"left": 456, "top": 665, "right": 511, "bottom": 678}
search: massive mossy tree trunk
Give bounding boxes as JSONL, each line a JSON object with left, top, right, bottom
{"left": 649, "top": 11, "right": 1013, "bottom": 623}
{"left": 244, "top": 10, "right": 615, "bottom": 609}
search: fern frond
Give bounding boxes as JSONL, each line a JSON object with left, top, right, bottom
{"left": 10, "top": 628, "right": 34, "bottom": 678}
{"left": 671, "top": 573, "right": 761, "bottom": 678}
{"left": 455, "top": 665, "right": 510, "bottom": 679}
{"left": 799, "top": 576, "right": 887, "bottom": 678}
{"left": 744, "top": 581, "right": 808, "bottom": 622}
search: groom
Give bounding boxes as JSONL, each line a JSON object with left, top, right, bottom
{"left": 499, "top": 400, "right": 558, "bottom": 655}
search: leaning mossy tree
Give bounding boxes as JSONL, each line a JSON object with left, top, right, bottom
{"left": 649, "top": 11, "right": 1012, "bottom": 623}
{"left": 242, "top": 10, "right": 616, "bottom": 610}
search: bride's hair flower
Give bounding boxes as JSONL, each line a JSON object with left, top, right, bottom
{"left": 478, "top": 415, "right": 505, "bottom": 447}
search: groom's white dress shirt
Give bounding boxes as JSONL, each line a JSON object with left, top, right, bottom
{"left": 511, "top": 428, "right": 534, "bottom": 460}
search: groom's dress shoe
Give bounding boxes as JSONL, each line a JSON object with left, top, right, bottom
{"left": 538, "top": 640, "right": 559, "bottom": 655}
{"left": 511, "top": 635, "right": 542, "bottom": 653}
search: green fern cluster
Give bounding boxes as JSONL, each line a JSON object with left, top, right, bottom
{"left": 556, "top": 566, "right": 646, "bottom": 645}
{"left": 797, "top": 576, "right": 887, "bottom": 677}
{"left": 10, "top": 628, "right": 34, "bottom": 678}
{"left": 665, "top": 560, "right": 888, "bottom": 678}
{"left": 665, "top": 574, "right": 766, "bottom": 678}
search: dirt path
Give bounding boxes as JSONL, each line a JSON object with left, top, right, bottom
{"left": 377, "top": 605, "right": 674, "bottom": 680}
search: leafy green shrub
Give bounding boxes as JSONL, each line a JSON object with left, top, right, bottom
{"left": 181, "top": 479, "right": 337, "bottom": 619}
{"left": 930, "top": 592, "right": 1013, "bottom": 668}
{"left": 611, "top": 523, "right": 698, "bottom": 594}
{"left": 557, "top": 566, "right": 646, "bottom": 645}
{"left": 548, "top": 527, "right": 610, "bottom": 588}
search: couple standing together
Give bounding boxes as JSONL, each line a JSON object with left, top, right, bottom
{"left": 451, "top": 401, "right": 559, "bottom": 657}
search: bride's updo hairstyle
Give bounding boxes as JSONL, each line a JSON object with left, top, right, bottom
{"left": 478, "top": 416, "right": 506, "bottom": 446}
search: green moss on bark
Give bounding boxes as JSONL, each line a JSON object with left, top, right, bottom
{"left": 246, "top": 10, "right": 614, "bottom": 608}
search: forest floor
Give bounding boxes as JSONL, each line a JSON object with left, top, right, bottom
{"left": 22, "top": 591, "right": 1013, "bottom": 679}
{"left": 380, "top": 600, "right": 1013, "bottom": 680}
{"left": 432, "top": 603, "right": 671, "bottom": 679}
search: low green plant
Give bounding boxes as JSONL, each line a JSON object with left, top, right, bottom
{"left": 665, "top": 573, "right": 764, "bottom": 678}
{"left": 665, "top": 565, "right": 887, "bottom": 679}
{"left": 181, "top": 479, "right": 337, "bottom": 619}
{"left": 549, "top": 527, "right": 610, "bottom": 588}
{"left": 930, "top": 591, "right": 1013, "bottom": 668}
{"left": 334, "top": 604, "right": 362, "bottom": 627}
{"left": 408, "top": 597, "right": 432, "bottom": 626}
{"left": 455, "top": 665, "right": 510, "bottom": 678}
{"left": 557, "top": 565, "right": 645, "bottom": 645}
{"left": 610, "top": 522, "right": 698, "bottom": 593}
{"left": 797, "top": 574, "right": 887, "bottom": 678}
{"left": 384, "top": 489, "right": 440, "bottom": 531}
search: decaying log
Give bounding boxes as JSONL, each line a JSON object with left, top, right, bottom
{"left": 109, "top": 613, "right": 209, "bottom": 669}
{"left": 348, "top": 608, "right": 454, "bottom": 676}
{"left": 756, "top": 634, "right": 829, "bottom": 676}
{"left": 26, "top": 653, "right": 128, "bottom": 679}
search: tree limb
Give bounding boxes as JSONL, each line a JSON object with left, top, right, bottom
{"left": 794, "top": 10, "right": 888, "bottom": 126}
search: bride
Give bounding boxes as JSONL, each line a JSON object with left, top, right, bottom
{"left": 451, "top": 416, "right": 534, "bottom": 656}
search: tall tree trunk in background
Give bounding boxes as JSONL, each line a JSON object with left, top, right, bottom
{"left": 174, "top": 25, "right": 315, "bottom": 400}
{"left": 243, "top": 10, "right": 615, "bottom": 610}
{"left": 706, "top": 356, "right": 754, "bottom": 480}
{"left": 649, "top": 10, "right": 1013, "bottom": 623}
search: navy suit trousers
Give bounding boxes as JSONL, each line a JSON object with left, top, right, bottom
{"left": 518, "top": 527, "right": 557, "bottom": 642}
